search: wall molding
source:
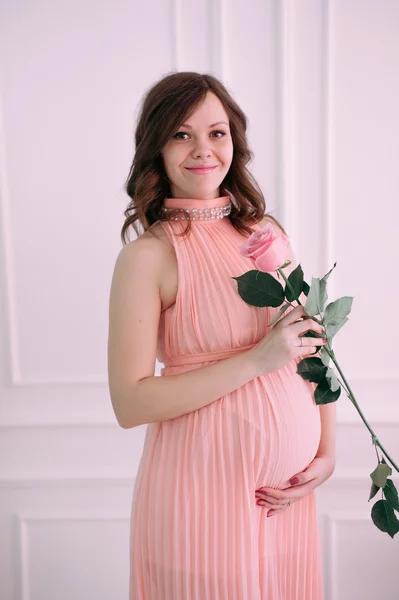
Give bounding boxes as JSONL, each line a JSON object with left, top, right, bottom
{"left": 322, "top": 0, "right": 335, "bottom": 287}
{"left": 0, "top": 82, "right": 18, "bottom": 388}
{"left": 16, "top": 514, "right": 130, "bottom": 600}
{"left": 208, "top": 0, "right": 225, "bottom": 78}
{"left": 1, "top": 374, "right": 398, "bottom": 428}
{"left": 325, "top": 510, "right": 378, "bottom": 600}
{"left": 1, "top": 472, "right": 397, "bottom": 488}
{"left": 2, "top": 371, "right": 399, "bottom": 389}
{"left": 1, "top": 477, "right": 136, "bottom": 488}
{"left": 277, "top": 0, "right": 298, "bottom": 243}
{"left": 170, "top": 0, "right": 182, "bottom": 70}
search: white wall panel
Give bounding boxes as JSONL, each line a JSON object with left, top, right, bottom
{"left": 325, "top": 0, "right": 399, "bottom": 379}
{"left": 326, "top": 512, "right": 399, "bottom": 600}
{"left": 0, "top": 479, "right": 133, "bottom": 600}
{"left": 17, "top": 516, "right": 129, "bottom": 600}
{"left": 224, "top": 0, "right": 279, "bottom": 211}
{"left": 0, "top": 0, "right": 173, "bottom": 386}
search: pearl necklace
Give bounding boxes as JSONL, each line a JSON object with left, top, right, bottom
{"left": 161, "top": 202, "right": 232, "bottom": 221}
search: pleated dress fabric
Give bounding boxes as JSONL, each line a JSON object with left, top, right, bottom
{"left": 129, "top": 195, "right": 323, "bottom": 600}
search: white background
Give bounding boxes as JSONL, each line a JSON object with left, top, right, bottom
{"left": 0, "top": 0, "right": 398, "bottom": 598}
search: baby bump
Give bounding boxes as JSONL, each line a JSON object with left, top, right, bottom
{"left": 252, "top": 364, "right": 322, "bottom": 489}
{"left": 192, "top": 359, "right": 322, "bottom": 491}
{"left": 160, "top": 359, "right": 321, "bottom": 492}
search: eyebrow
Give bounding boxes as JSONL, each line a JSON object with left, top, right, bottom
{"left": 179, "top": 121, "right": 229, "bottom": 129}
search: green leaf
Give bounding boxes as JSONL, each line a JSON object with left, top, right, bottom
{"left": 319, "top": 347, "right": 331, "bottom": 367}
{"left": 323, "top": 297, "right": 353, "bottom": 340}
{"left": 232, "top": 271, "right": 285, "bottom": 307}
{"left": 296, "top": 357, "right": 327, "bottom": 384}
{"left": 368, "top": 482, "right": 379, "bottom": 501}
{"left": 325, "top": 367, "right": 340, "bottom": 392}
{"left": 371, "top": 499, "right": 399, "bottom": 538}
{"left": 304, "top": 263, "right": 337, "bottom": 317}
{"left": 325, "top": 317, "right": 349, "bottom": 340}
{"left": 321, "top": 262, "right": 337, "bottom": 284}
{"left": 383, "top": 479, "right": 399, "bottom": 512}
{"left": 302, "top": 280, "right": 310, "bottom": 296}
{"left": 285, "top": 265, "right": 304, "bottom": 302}
{"left": 304, "top": 277, "right": 328, "bottom": 317}
{"left": 266, "top": 302, "right": 291, "bottom": 326}
{"left": 324, "top": 321, "right": 347, "bottom": 339}
{"left": 370, "top": 463, "right": 392, "bottom": 488}
{"left": 325, "top": 295, "right": 353, "bottom": 320}
{"left": 314, "top": 378, "right": 341, "bottom": 405}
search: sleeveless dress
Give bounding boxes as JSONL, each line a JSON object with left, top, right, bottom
{"left": 129, "top": 195, "right": 323, "bottom": 600}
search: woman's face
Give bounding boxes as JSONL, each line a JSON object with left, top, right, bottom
{"left": 161, "top": 91, "right": 234, "bottom": 200}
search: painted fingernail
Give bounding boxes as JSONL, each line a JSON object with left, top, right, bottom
{"left": 289, "top": 477, "right": 299, "bottom": 485}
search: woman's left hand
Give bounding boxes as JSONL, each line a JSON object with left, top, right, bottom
{"left": 255, "top": 454, "right": 335, "bottom": 517}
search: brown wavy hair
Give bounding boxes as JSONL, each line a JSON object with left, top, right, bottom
{"left": 121, "top": 71, "right": 286, "bottom": 244}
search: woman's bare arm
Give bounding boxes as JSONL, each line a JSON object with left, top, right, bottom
{"left": 316, "top": 402, "right": 336, "bottom": 464}
{"left": 107, "top": 236, "right": 264, "bottom": 429}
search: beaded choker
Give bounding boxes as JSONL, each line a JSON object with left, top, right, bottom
{"left": 161, "top": 195, "right": 232, "bottom": 221}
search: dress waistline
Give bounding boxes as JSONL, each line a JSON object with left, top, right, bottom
{"left": 162, "top": 342, "right": 258, "bottom": 368}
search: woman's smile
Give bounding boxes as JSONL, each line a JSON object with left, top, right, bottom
{"left": 185, "top": 166, "right": 218, "bottom": 175}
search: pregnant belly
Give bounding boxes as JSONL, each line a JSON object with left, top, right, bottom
{"left": 159, "top": 358, "right": 321, "bottom": 493}
{"left": 250, "top": 361, "right": 322, "bottom": 489}
{"left": 196, "top": 358, "right": 321, "bottom": 490}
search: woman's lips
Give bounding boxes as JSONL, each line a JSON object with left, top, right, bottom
{"left": 186, "top": 166, "right": 217, "bottom": 174}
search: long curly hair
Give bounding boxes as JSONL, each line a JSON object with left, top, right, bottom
{"left": 121, "top": 71, "right": 286, "bottom": 244}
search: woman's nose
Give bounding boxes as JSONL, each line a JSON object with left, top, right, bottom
{"left": 192, "top": 141, "right": 212, "bottom": 158}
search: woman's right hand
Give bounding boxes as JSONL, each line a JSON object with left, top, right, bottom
{"left": 250, "top": 304, "right": 327, "bottom": 376}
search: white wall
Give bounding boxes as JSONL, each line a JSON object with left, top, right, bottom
{"left": 0, "top": 0, "right": 398, "bottom": 598}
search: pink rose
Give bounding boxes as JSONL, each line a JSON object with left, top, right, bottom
{"left": 239, "top": 223, "right": 289, "bottom": 272}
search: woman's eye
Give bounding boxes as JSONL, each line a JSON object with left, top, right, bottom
{"left": 172, "top": 132, "right": 189, "bottom": 140}
{"left": 211, "top": 130, "right": 226, "bottom": 138}
{"left": 172, "top": 130, "right": 226, "bottom": 140}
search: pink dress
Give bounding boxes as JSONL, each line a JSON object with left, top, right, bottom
{"left": 129, "top": 195, "right": 323, "bottom": 599}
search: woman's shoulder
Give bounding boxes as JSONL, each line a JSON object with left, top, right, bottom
{"left": 128, "top": 221, "right": 174, "bottom": 254}
{"left": 117, "top": 222, "right": 172, "bottom": 276}
{"left": 127, "top": 221, "right": 176, "bottom": 279}
{"left": 144, "top": 220, "right": 172, "bottom": 245}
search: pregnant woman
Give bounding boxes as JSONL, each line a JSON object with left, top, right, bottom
{"left": 107, "top": 71, "right": 336, "bottom": 599}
